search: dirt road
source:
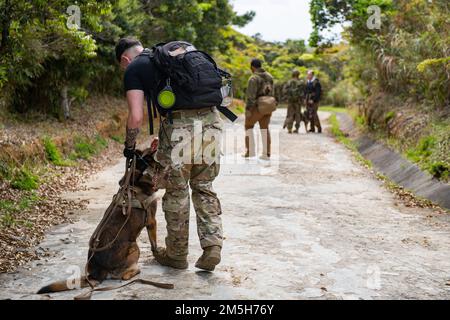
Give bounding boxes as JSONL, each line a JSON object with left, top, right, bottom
{"left": 1, "top": 110, "right": 449, "bottom": 300}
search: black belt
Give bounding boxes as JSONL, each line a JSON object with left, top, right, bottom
{"left": 165, "top": 106, "right": 238, "bottom": 122}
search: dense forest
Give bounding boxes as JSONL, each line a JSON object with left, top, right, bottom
{"left": 0, "top": 0, "right": 448, "bottom": 177}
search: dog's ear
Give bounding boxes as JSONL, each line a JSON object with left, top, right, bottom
{"left": 150, "top": 138, "right": 159, "bottom": 153}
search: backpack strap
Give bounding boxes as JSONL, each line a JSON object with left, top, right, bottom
{"left": 139, "top": 48, "right": 164, "bottom": 135}
{"left": 146, "top": 94, "right": 159, "bottom": 135}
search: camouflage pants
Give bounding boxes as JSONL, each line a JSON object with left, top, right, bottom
{"left": 284, "top": 102, "right": 304, "bottom": 131}
{"left": 156, "top": 108, "right": 223, "bottom": 260}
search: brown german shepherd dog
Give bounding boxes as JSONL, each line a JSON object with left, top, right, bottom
{"left": 37, "top": 140, "right": 170, "bottom": 295}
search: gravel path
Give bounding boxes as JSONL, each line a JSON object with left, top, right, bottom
{"left": 1, "top": 109, "right": 449, "bottom": 300}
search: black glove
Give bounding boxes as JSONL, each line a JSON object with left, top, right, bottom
{"left": 123, "top": 146, "right": 135, "bottom": 159}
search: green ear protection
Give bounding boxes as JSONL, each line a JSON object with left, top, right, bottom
{"left": 157, "top": 80, "right": 176, "bottom": 109}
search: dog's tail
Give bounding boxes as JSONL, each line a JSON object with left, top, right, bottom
{"left": 37, "top": 276, "right": 91, "bottom": 294}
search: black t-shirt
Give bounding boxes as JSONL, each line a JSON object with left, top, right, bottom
{"left": 124, "top": 50, "right": 158, "bottom": 95}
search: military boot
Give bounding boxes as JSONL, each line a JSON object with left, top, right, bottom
{"left": 154, "top": 247, "right": 188, "bottom": 270}
{"left": 195, "top": 246, "right": 221, "bottom": 271}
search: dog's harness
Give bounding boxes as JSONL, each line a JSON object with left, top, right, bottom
{"left": 74, "top": 155, "right": 173, "bottom": 300}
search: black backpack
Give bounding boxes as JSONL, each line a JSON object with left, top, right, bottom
{"left": 143, "top": 41, "right": 236, "bottom": 130}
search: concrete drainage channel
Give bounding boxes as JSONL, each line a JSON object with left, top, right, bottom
{"left": 335, "top": 112, "right": 450, "bottom": 210}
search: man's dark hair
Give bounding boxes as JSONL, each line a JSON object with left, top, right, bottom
{"left": 250, "top": 58, "right": 262, "bottom": 69}
{"left": 115, "top": 38, "right": 142, "bottom": 62}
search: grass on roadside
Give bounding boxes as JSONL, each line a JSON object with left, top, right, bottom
{"left": 10, "top": 167, "right": 40, "bottom": 191}
{"left": 328, "top": 113, "right": 372, "bottom": 168}
{"left": 42, "top": 137, "right": 74, "bottom": 167}
{"left": 0, "top": 192, "right": 40, "bottom": 228}
{"left": 69, "top": 134, "right": 108, "bottom": 160}
{"left": 405, "top": 131, "right": 450, "bottom": 181}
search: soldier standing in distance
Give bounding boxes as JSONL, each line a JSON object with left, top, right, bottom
{"left": 244, "top": 59, "right": 275, "bottom": 160}
{"left": 283, "top": 70, "right": 306, "bottom": 134}
{"left": 305, "top": 70, "right": 322, "bottom": 133}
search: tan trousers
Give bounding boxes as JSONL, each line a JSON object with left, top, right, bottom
{"left": 244, "top": 108, "right": 271, "bottom": 157}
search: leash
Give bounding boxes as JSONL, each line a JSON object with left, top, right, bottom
{"left": 74, "top": 278, "right": 174, "bottom": 300}
{"left": 88, "top": 157, "right": 135, "bottom": 253}
{"left": 75, "top": 155, "right": 173, "bottom": 300}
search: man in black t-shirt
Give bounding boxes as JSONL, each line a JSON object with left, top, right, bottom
{"left": 116, "top": 38, "right": 224, "bottom": 272}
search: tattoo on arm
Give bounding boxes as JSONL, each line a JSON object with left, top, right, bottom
{"left": 125, "top": 127, "right": 140, "bottom": 149}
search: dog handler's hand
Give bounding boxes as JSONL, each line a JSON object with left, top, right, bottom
{"left": 124, "top": 125, "right": 140, "bottom": 160}
{"left": 123, "top": 146, "right": 136, "bottom": 159}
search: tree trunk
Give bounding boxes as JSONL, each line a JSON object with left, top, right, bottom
{"left": 61, "top": 85, "right": 70, "bottom": 120}
{"left": 0, "top": 0, "right": 11, "bottom": 52}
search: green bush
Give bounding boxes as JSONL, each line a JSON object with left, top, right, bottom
{"left": 405, "top": 133, "right": 449, "bottom": 181}
{"left": 70, "top": 135, "right": 108, "bottom": 160}
{"left": 42, "top": 137, "right": 71, "bottom": 166}
{"left": 384, "top": 111, "right": 395, "bottom": 124}
{"left": 429, "top": 162, "right": 449, "bottom": 180}
{"left": 0, "top": 193, "right": 39, "bottom": 228}
{"left": 10, "top": 168, "right": 39, "bottom": 191}
{"left": 406, "top": 136, "right": 436, "bottom": 163}
{"left": 110, "top": 135, "right": 124, "bottom": 144}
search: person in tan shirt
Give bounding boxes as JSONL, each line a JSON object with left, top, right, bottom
{"left": 244, "top": 59, "right": 275, "bottom": 159}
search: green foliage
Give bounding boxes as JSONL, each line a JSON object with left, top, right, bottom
{"left": 310, "top": 0, "right": 449, "bottom": 108}
{"left": 0, "top": 0, "right": 254, "bottom": 115}
{"left": 327, "top": 79, "right": 361, "bottom": 107}
{"left": 215, "top": 28, "right": 346, "bottom": 101}
{"left": 70, "top": 135, "right": 108, "bottom": 160}
{"left": 10, "top": 168, "right": 39, "bottom": 191}
{"left": 110, "top": 135, "right": 124, "bottom": 144}
{"left": 0, "top": 193, "right": 39, "bottom": 228}
{"left": 384, "top": 111, "right": 395, "bottom": 124}
{"left": 43, "top": 137, "right": 72, "bottom": 166}
{"left": 406, "top": 136, "right": 436, "bottom": 163}
{"left": 406, "top": 128, "right": 450, "bottom": 181}
{"left": 429, "top": 162, "right": 449, "bottom": 180}
{"left": 0, "top": 0, "right": 106, "bottom": 114}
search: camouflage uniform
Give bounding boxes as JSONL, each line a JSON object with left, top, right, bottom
{"left": 245, "top": 68, "right": 275, "bottom": 157}
{"left": 274, "top": 81, "right": 286, "bottom": 105}
{"left": 156, "top": 107, "right": 223, "bottom": 260}
{"left": 283, "top": 78, "right": 305, "bottom": 132}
